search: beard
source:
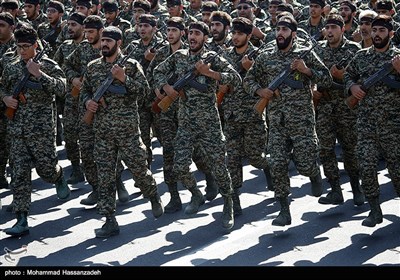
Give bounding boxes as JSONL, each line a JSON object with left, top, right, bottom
{"left": 276, "top": 33, "right": 293, "bottom": 50}
{"left": 189, "top": 38, "right": 205, "bottom": 53}
{"left": 373, "top": 34, "right": 390, "bottom": 49}
{"left": 212, "top": 30, "right": 225, "bottom": 42}
{"left": 102, "top": 42, "right": 118, "bottom": 57}
{"left": 234, "top": 39, "right": 247, "bottom": 49}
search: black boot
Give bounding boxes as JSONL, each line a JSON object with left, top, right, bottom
{"left": 164, "top": 184, "right": 182, "bottom": 213}
{"left": 318, "top": 180, "right": 344, "bottom": 205}
{"left": 310, "top": 171, "right": 323, "bottom": 197}
{"left": 222, "top": 195, "right": 234, "bottom": 230}
{"left": 232, "top": 188, "right": 242, "bottom": 217}
{"left": 55, "top": 170, "right": 71, "bottom": 200}
{"left": 184, "top": 186, "right": 205, "bottom": 215}
{"left": 95, "top": 214, "right": 119, "bottom": 238}
{"left": 150, "top": 193, "right": 164, "bottom": 218}
{"left": 0, "top": 174, "right": 8, "bottom": 189}
{"left": 362, "top": 196, "right": 383, "bottom": 227}
{"left": 116, "top": 176, "right": 129, "bottom": 203}
{"left": 350, "top": 177, "right": 365, "bottom": 206}
{"left": 272, "top": 197, "right": 291, "bottom": 226}
{"left": 80, "top": 185, "right": 98, "bottom": 206}
{"left": 5, "top": 212, "right": 29, "bottom": 237}
{"left": 204, "top": 173, "right": 219, "bottom": 201}
{"left": 263, "top": 166, "right": 274, "bottom": 191}
{"left": 66, "top": 162, "right": 85, "bottom": 185}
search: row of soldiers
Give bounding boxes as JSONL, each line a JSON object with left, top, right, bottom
{"left": 0, "top": 0, "right": 399, "bottom": 238}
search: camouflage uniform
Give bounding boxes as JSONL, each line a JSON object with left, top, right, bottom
{"left": 314, "top": 37, "right": 363, "bottom": 205}
{"left": 80, "top": 53, "right": 159, "bottom": 215}
{"left": 0, "top": 40, "right": 16, "bottom": 188}
{"left": 28, "top": 11, "right": 48, "bottom": 30}
{"left": 127, "top": 36, "right": 166, "bottom": 168}
{"left": 244, "top": 42, "right": 332, "bottom": 200}
{"left": 0, "top": 54, "right": 67, "bottom": 213}
{"left": 53, "top": 39, "right": 82, "bottom": 175}
{"left": 344, "top": 43, "right": 400, "bottom": 201}
{"left": 64, "top": 40, "right": 102, "bottom": 189}
{"left": 153, "top": 47, "right": 241, "bottom": 227}
{"left": 222, "top": 42, "right": 272, "bottom": 202}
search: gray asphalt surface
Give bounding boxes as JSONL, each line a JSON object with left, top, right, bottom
{"left": 0, "top": 138, "right": 399, "bottom": 271}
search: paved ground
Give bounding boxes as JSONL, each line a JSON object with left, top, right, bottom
{"left": 0, "top": 138, "right": 399, "bottom": 271}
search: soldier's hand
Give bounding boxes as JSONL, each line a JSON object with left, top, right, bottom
{"left": 26, "top": 59, "right": 42, "bottom": 78}
{"left": 291, "top": 58, "right": 311, "bottom": 76}
{"left": 218, "top": 84, "right": 230, "bottom": 94}
{"left": 350, "top": 84, "right": 366, "bottom": 100}
{"left": 256, "top": 88, "right": 274, "bottom": 99}
{"left": 392, "top": 54, "right": 400, "bottom": 74}
{"left": 351, "top": 28, "right": 362, "bottom": 42}
{"left": 3, "top": 96, "right": 18, "bottom": 109}
{"left": 72, "top": 77, "right": 82, "bottom": 89}
{"left": 144, "top": 48, "right": 156, "bottom": 61}
{"left": 241, "top": 55, "right": 254, "bottom": 71}
{"left": 85, "top": 99, "right": 99, "bottom": 113}
{"left": 155, "top": 88, "right": 165, "bottom": 99}
{"left": 162, "top": 84, "right": 179, "bottom": 100}
{"left": 112, "top": 64, "right": 126, "bottom": 83}
{"left": 330, "top": 65, "right": 345, "bottom": 80}
{"left": 195, "top": 60, "right": 211, "bottom": 76}
{"left": 252, "top": 26, "right": 265, "bottom": 40}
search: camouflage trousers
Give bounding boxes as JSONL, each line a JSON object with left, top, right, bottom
{"left": 63, "top": 93, "right": 80, "bottom": 164}
{"left": 225, "top": 119, "right": 269, "bottom": 189}
{"left": 10, "top": 133, "right": 62, "bottom": 212}
{"left": 316, "top": 100, "right": 359, "bottom": 185}
{"left": 357, "top": 123, "right": 400, "bottom": 198}
{"left": 139, "top": 104, "right": 154, "bottom": 168}
{"left": 0, "top": 113, "right": 10, "bottom": 176}
{"left": 268, "top": 113, "right": 320, "bottom": 198}
{"left": 173, "top": 125, "right": 233, "bottom": 197}
{"left": 95, "top": 133, "right": 157, "bottom": 216}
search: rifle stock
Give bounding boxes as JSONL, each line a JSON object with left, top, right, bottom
{"left": 71, "top": 76, "right": 83, "bottom": 97}
{"left": 157, "top": 95, "right": 174, "bottom": 112}
{"left": 254, "top": 97, "right": 269, "bottom": 115}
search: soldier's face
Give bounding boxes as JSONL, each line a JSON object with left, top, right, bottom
{"left": 46, "top": 8, "right": 62, "bottom": 24}
{"left": 232, "top": 30, "right": 250, "bottom": 49}
{"left": 167, "top": 5, "right": 181, "bottom": 17}
{"left": 85, "top": 28, "right": 101, "bottom": 44}
{"left": 268, "top": 4, "right": 278, "bottom": 18}
{"left": 237, "top": 5, "right": 252, "bottom": 19}
{"left": 67, "top": 20, "right": 84, "bottom": 40}
{"left": 0, "top": 21, "right": 13, "bottom": 40}
{"left": 23, "top": 4, "right": 37, "bottom": 19}
{"left": 16, "top": 42, "right": 37, "bottom": 61}
{"left": 276, "top": 26, "right": 293, "bottom": 50}
{"left": 101, "top": 38, "right": 119, "bottom": 57}
{"left": 138, "top": 23, "right": 155, "bottom": 40}
{"left": 372, "top": 26, "right": 391, "bottom": 49}
{"left": 360, "top": 20, "right": 372, "bottom": 40}
{"left": 339, "top": 6, "right": 353, "bottom": 24}
{"left": 76, "top": 5, "right": 89, "bottom": 16}
{"left": 210, "top": 21, "right": 226, "bottom": 41}
{"left": 105, "top": 11, "right": 118, "bottom": 23}
{"left": 325, "top": 24, "right": 343, "bottom": 46}
{"left": 167, "top": 27, "right": 182, "bottom": 45}
{"left": 188, "top": 29, "right": 206, "bottom": 53}
{"left": 309, "top": 4, "right": 322, "bottom": 18}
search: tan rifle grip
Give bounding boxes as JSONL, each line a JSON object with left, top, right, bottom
{"left": 82, "top": 110, "right": 94, "bottom": 125}
{"left": 254, "top": 97, "right": 269, "bottom": 116}
{"left": 345, "top": 95, "right": 359, "bottom": 109}
{"left": 157, "top": 95, "right": 174, "bottom": 112}
{"left": 71, "top": 77, "right": 83, "bottom": 97}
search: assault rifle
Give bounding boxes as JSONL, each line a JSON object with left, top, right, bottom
{"left": 253, "top": 36, "right": 319, "bottom": 115}
{"left": 156, "top": 46, "right": 226, "bottom": 112}
{"left": 82, "top": 44, "right": 137, "bottom": 125}
{"left": 345, "top": 62, "right": 394, "bottom": 109}
{"left": 314, "top": 50, "right": 353, "bottom": 107}
{"left": 140, "top": 23, "right": 168, "bottom": 69}
{"left": 5, "top": 41, "right": 51, "bottom": 120}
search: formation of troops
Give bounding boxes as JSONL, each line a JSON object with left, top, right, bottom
{"left": 0, "top": 0, "right": 399, "bottom": 238}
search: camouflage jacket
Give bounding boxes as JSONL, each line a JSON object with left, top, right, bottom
{"left": 0, "top": 37, "right": 15, "bottom": 57}
{"left": 243, "top": 42, "right": 332, "bottom": 111}
{"left": 53, "top": 39, "right": 82, "bottom": 92}
{"left": 80, "top": 53, "right": 150, "bottom": 138}
{"left": 63, "top": 40, "right": 102, "bottom": 87}
{"left": 222, "top": 43, "right": 266, "bottom": 122}
{"left": 344, "top": 43, "right": 400, "bottom": 127}
{"left": 153, "top": 47, "right": 241, "bottom": 125}
{"left": 37, "top": 20, "right": 65, "bottom": 59}
{"left": 0, "top": 55, "right": 66, "bottom": 136}
{"left": 314, "top": 37, "right": 361, "bottom": 99}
